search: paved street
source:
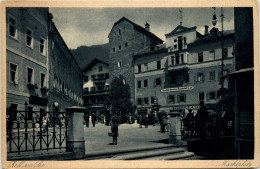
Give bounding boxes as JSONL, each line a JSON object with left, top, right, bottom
{"left": 84, "top": 122, "right": 170, "bottom": 154}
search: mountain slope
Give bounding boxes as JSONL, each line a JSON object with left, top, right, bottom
{"left": 71, "top": 43, "right": 109, "bottom": 70}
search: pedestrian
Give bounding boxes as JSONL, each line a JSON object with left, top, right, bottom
{"left": 111, "top": 114, "right": 119, "bottom": 145}
{"left": 139, "top": 114, "right": 143, "bottom": 128}
{"left": 185, "top": 109, "right": 195, "bottom": 137}
{"left": 84, "top": 112, "right": 89, "bottom": 128}
{"left": 166, "top": 114, "right": 170, "bottom": 132}
{"left": 145, "top": 114, "right": 149, "bottom": 128}
{"left": 92, "top": 112, "right": 96, "bottom": 127}
{"left": 196, "top": 100, "right": 209, "bottom": 139}
{"left": 161, "top": 114, "right": 167, "bottom": 133}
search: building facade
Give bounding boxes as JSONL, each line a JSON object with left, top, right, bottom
{"left": 82, "top": 58, "right": 109, "bottom": 116}
{"left": 6, "top": 8, "right": 50, "bottom": 113}
{"left": 134, "top": 25, "right": 235, "bottom": 115}
{"left": 6, "top": 8, "right": 83, "bottom": 114}
{"left": 48, "top": 20, "right": 83, "bottom": 112}
{"left": 108, "top": 17, "right": 163, "bottom": 103}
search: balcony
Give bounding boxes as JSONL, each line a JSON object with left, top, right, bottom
{"left": 168, "top": 63, "right": 189, "bottom": 71}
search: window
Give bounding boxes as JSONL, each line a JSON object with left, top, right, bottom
{"left": 174, "top": 39, "right": 177, "bottom": 43}
{"left": 144, "top": 98, "right": 149, "bottom": 105}
{"left": 169, "top": 95, "right": 175, "bottom": 103}
{"left": 9, "top": 16, "right": 17, "bottom": 38}
{"left": 183, "top": 37, "right": 187, "bottom": 45}
{"left": 141, "top": 43, "right": 144, "bottom": 49}
{"left": 174, "top": 45, "right": 177, "bottom": 49}
{"left": 171, "top": 56, "right": 175, "bottom": 65}
{"left": 144, "top": 63, "right": 148, "bottom": 71}
{"left": 138, "top": 64, "right": 141, "bottom": 73}
{"left": 10, "top": 63, "right": 18, "bottom": 84}
{"left": 27, "top": 67, "right": 34, "bottom": 84}
{"left": 138, "top": 98, "right": 142, "bottom": 105}
{"left": 105, "top": 73, "right": 109, "bottom": 79}
{"left": 197, "top": 73, "right": 204, "bottom": 82}
{"left": 138, "top": 81, "right": 141, "bottom": 88}
{"left": 155, "top": 78, "right": 161, "bottom": 86}
{"left": 198, "top": 52, "right": 203, "bottom": 62}
{"left": 118, "top": 44, "right": 121, "bottom": 50}
{"left": 118, "top": 61, "right": 121, "bottom": 68}
{"left": 178, "top": 94, "right": 186, "bottom": 103}
{"left": 98, "top": 74, "right": 104, "bottom": 78}
{"left": 210, "top": 71, "right": 215, "bottom": 80}
{"left": 175, "top": 53, "right": 180, "bottom": 64}
{"left": 40, "top": 73, "right": 45, "bottom": 88}
{"left": 223, "top": 48, "right": 228, "bottom": 58}
{"left": 26, "top": 28, "right": 33, "bottom": 47}
{"left": 144, "top": 80, "right": 148, "bottom": 87}
{"left": 223, "top": 69, "right": 228, "bottom": 76}
{"left": 157, "top": 60, "right": 161, "bottom": 69}
{"left": 40, "top": 38, "right": 45, "bottom": 55}
{"left": 113, "top": 47, "right": 115, "bottom": 52}
{"left": 209, "top": 50, "right": 215, "bottom": 60}
{"left": 180, "top": 54, "right": 184, "bottom": 64}
{"left": 124, "top": 26, "right": 126, "bottom": 31}
{"left": 184, "top": 74, "right": 189, "bottom": 83}
{"left": 210, "top": 92, "right": 216, "bottom": 100}
{"left": 118, "top": 29, "right": 121, "bottom": 35}
{"left": 151, "top": 97, "right": 155, "bottom": 104}
{"left": 91, "top": 75, "right": 96, "bottom": 79}
{"left": 199, "top": 92, "right": 204, "bottom": 101}
{"left": 125, "top": 42, "right": 128, "bottom": 47}
{"left": 98, "top": 66, "right": 102, "bottom": 72}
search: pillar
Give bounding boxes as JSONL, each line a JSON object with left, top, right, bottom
{"left": 65, "top": 106, "right": 86, "bottom": 153}
{"left": 169, "top": 112, "right": 182, "bottom": 144}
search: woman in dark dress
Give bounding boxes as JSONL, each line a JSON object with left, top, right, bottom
{"left": 111, "top": 115, "right": 119, "bottom": 145}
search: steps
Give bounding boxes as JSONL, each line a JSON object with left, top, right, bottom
{"left": 85, "top": 144, "right": 194, "bottom": 160}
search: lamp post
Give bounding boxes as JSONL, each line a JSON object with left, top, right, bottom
{"left": 212, "top": 7, "right": 225, "bottom": 101}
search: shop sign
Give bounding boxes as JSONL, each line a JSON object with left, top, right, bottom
{"left": 161, "top": 86, "right": 194, "bottom": 93}
{"left": 172, "top": 105, "right": 200, "bottom": 110}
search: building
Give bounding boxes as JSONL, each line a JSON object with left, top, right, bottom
{"left": 6, "top": 8, "right": 83, "bottom": 114}
{"left": 82, "top": 58, "right": 110, "bottom": 116}
{"left": 6, "top": 8, "right": 50, "bottom": 114}
{"left": 134, "top": 24, "right": 235, "bottom": 115}
{"left": 48, "top": 17, "right": 83, "bottom": 112}
{"left": 108, "top": 17, "right": 163, "bottom": 103}
{"left": 230, "top": 7, "right": 254, "bottom": 159}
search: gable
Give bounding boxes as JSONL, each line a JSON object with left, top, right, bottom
{"left": 165, "top": 25, "right": 197, "bottom": 37}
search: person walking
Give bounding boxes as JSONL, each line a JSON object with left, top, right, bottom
{"left": 111, "top": 115, "right": 119, "bottom": 145}
{"left": 196, "top": 100, "right": 209, "bottom": 139}
{"left": 92, "top": 112, "right": 96, "bottom": 127}
{"left": 185, "top": 109, "right": 195, "bottom": 137}
{"left": 84, "top": 112, "right": 89, "bottom": 128}
{"left": 139, "top": 114, "right": 143, "bottom": 128}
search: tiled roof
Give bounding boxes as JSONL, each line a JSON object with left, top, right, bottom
{"left": 82, "top": 57, "right": 109, "bottom": 73}
{"left": 108, "top": 17, "right": 163, "bottom": 43}
{"left": 134, "top": 43, "right": 167, "bottom": 56}
{"left": 165, "top": 25, "right": 197, "bottom": 37}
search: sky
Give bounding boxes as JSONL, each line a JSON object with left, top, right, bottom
{"left": 50, "top": 7, "right": 234, "bottom": 49}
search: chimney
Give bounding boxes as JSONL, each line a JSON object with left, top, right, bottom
{"left": 204, "top": 25, "right": 209, "bottom": 35}
{"left": 145, "top": 22, "right": 150, "bottom": 32}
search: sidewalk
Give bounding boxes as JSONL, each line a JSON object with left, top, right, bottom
{"left": 84, "top": 122, "right": 172, "bottom": 155}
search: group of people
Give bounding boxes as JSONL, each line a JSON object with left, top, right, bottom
{"left": 183, "top": 100, "right": 209, "bottom": 138}
{"left": 137, "top": 113, "right": 156, "bottom": 128}
{"left": 83, "top": 112, "right": 96, "bottom": 128}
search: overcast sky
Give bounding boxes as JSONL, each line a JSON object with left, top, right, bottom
{"left": 50, "top": 7, "right": 234, "bottom": 49}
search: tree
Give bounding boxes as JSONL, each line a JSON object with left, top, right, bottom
{"left": 105, "top": 75, "right": 135, "bottom": 123}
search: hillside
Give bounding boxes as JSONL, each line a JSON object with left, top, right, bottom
{"left": 71, "top": 43, "right": 109, "bottom": 70}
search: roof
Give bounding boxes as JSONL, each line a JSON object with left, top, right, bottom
{"left": 189, "top": 28, "right": 234, "bottom": 46}
{"left": 165, "top": 25, "right": 197, "bottom": 37}
{"left": 108, "top": 17, "right": 163, "bottom": 43}
{"left": 82, "top": 57, "right": 109, "bottom": 73}
{"left": 134, "top": 43, "right": 167, "bottom": 57}
{"left": 227, "top": 67, "right": 254, "bottom": 76}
